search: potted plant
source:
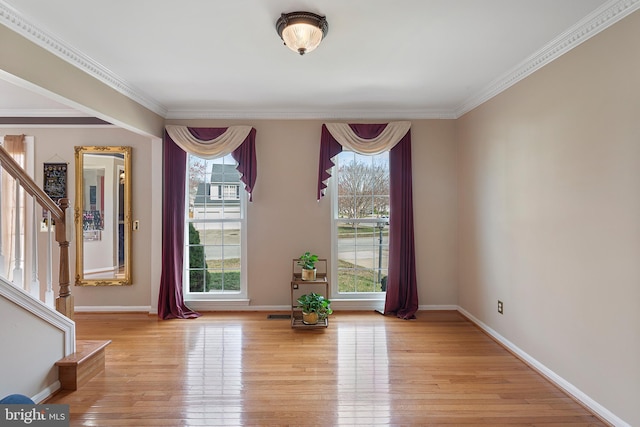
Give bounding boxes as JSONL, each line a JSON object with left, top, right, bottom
{"left": 297, "top": 251, "right": 319, "bottom": 281}
{"left": 296, "top": 292, "right": 332, "bottom": 325}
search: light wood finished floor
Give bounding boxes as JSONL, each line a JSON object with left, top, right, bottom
{"left": 47, "top": 311, "right": 606, "bottom": 426}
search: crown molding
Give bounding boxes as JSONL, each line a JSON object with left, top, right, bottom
{"left": 455, "top": 0, "right": 640, "bottom": 118}
{"left": 165, "top": 108, "right": 457, "bottom": 121}
{"left": 1, "top": 0, "right": 637, "bottom": 121}
{"left": 0, "top": 1, "right": 168, "bottom": 117}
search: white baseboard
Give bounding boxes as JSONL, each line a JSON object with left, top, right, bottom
{"left": 457, "top": 306, "right": 629, "bottom": 427}
{"left": 75, "top": 305, "right": 152, "bottom": 313}
{"left": 185, "top": 301, "right": 287, "bottom": 312}
{"left": 32, "top": 381, "right": 60, "bottom": 403}
{"left": 96, "top": 303, "right": 457, "bottom": 314}
{"left": 421, "top": 304, "right": 459, "bottom": 311}
{"left": 184, "top": 299, "right": 256, "bottom": 312}
{"left": 240, "top": 305, "right": 290, "bottom": 311}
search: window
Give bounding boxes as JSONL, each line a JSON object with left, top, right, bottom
{"left": 0, "top": 135, "right": 35, "bottom": 288}
{"left": 184, "top": 153, "right": 245, "bottom": 297}
{"left": 208, "top": 184, "right": 239, "bottom": 201}
{"left": 333, "top": 150, "right": 389, "bottom": 297}
{"left": 222, "top": 184, "right": 239, "bottom": 200}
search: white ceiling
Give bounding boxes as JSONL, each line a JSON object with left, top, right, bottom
{"left": 0, "top": 0, "right": 636, "bottom": 121}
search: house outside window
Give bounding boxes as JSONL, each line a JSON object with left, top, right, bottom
{"left": 332, "top": 150, "right": 390, "bottom": 298}
{"left": 198, "top": 163, "right": 241, "bottom": 201}
{"left": 185, "top": 154, "right": 246, "bottom": 298}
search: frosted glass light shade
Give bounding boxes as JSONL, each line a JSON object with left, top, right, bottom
{"left": 282, "top": 23, "right": 324, "bottom": 55}
{"left": 276, "top": 12, "right": 328, "bottom": 56}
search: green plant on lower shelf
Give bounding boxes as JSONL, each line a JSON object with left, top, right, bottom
{"left": 296, "top": 292, "right": 333, "bottom": 319}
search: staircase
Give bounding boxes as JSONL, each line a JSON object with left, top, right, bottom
{"left": 0, "top": 141, "right": 108, "bottom": 401}
{"left": 1, "top": 278, "right": 111, "bottom": 400}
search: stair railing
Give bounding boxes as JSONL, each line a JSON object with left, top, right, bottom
{"left": 0, "top": 145, "right": 73, "bottom": 319}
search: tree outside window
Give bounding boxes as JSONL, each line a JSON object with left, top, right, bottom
{"left": 335, "top": 151, "right": 390, "bottom": 294}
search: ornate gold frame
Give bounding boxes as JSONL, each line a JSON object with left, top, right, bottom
{"left": 74, "top": 146, "right": 132, "bottom": 286}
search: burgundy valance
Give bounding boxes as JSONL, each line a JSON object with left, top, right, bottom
{"left": 166, "top": 125, "right": 257, "bottom": 201}
{"left": 317, "top": 121, "right": 410, "bottom": 200}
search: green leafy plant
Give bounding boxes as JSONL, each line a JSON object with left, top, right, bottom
{"left": 297, "top": 251, "right": 319, "bottom": 270}
{"left": 296, "top": 292, "right": 333, "bottom": 319}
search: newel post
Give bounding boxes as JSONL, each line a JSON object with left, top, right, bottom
{"left": 55, "top": 198, "right": 74, "bottom": 319}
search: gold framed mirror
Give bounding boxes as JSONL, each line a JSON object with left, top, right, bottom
{"left": 75, "top": 146, "right": 132, "bottom": 286}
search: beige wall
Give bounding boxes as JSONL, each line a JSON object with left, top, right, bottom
{"left": 3, "top": 127, "right": 157, "bottom": 308}
{"left": 457, "top": 11, "right": 640, "bottom": 425}
{"left": 166, "top": 119, "right": 459, "bottom": 309}
{"left": 4, "top": 119, "right": 458, "bottom": 311}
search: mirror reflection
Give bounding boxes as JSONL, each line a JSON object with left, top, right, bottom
{"left": 75, "top": 146, "right": 131, "bottom": 286}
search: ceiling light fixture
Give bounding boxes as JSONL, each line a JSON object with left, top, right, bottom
{"left": 276, "top": 11, "right": 328, "bottom": 56}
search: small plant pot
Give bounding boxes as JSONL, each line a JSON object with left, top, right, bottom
{"left": 302, "top": 311, "right": 319, "bottom": 325}
{"left": 301, "top": 268, "right": 317, "bottom": 281}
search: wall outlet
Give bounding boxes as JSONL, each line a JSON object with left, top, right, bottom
{"left": 498, "top": 300, "right": 504, "bottom": 314}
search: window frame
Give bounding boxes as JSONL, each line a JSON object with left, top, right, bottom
{"left": 182, "top": 154, "right": 247, "bottom": 301}
{"left": 330, "top": 150, "right": 389, "bottom": 301}
{"left": 0, "top": 135, "right": 35, "bottom": 288}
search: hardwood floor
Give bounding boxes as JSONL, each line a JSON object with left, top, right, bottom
{"left": 46, "top": 311, "right": 606, "bottom": 426}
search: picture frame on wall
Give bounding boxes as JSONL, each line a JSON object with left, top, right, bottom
{"left": 43, "top": 162, "right": 67, "bottom": 222}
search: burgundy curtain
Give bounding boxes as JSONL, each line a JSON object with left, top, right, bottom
{"left": 318, "top": 123, "right": 418, "bottom": 319}
{"left": 385, "top": 132, "right": 418, "bottom": 319}
{"left": 158, "top": 132, "right": 199, "bottom": 319}
{"left": 158, "top": 127, "right": 257, "bottom": 319}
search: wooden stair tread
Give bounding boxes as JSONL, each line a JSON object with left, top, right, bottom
{"left": 55, "top": 340, "right": 111, "bottom": 391}
{"left": 55, "top": 340, "right": 111, "bottom": 366}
